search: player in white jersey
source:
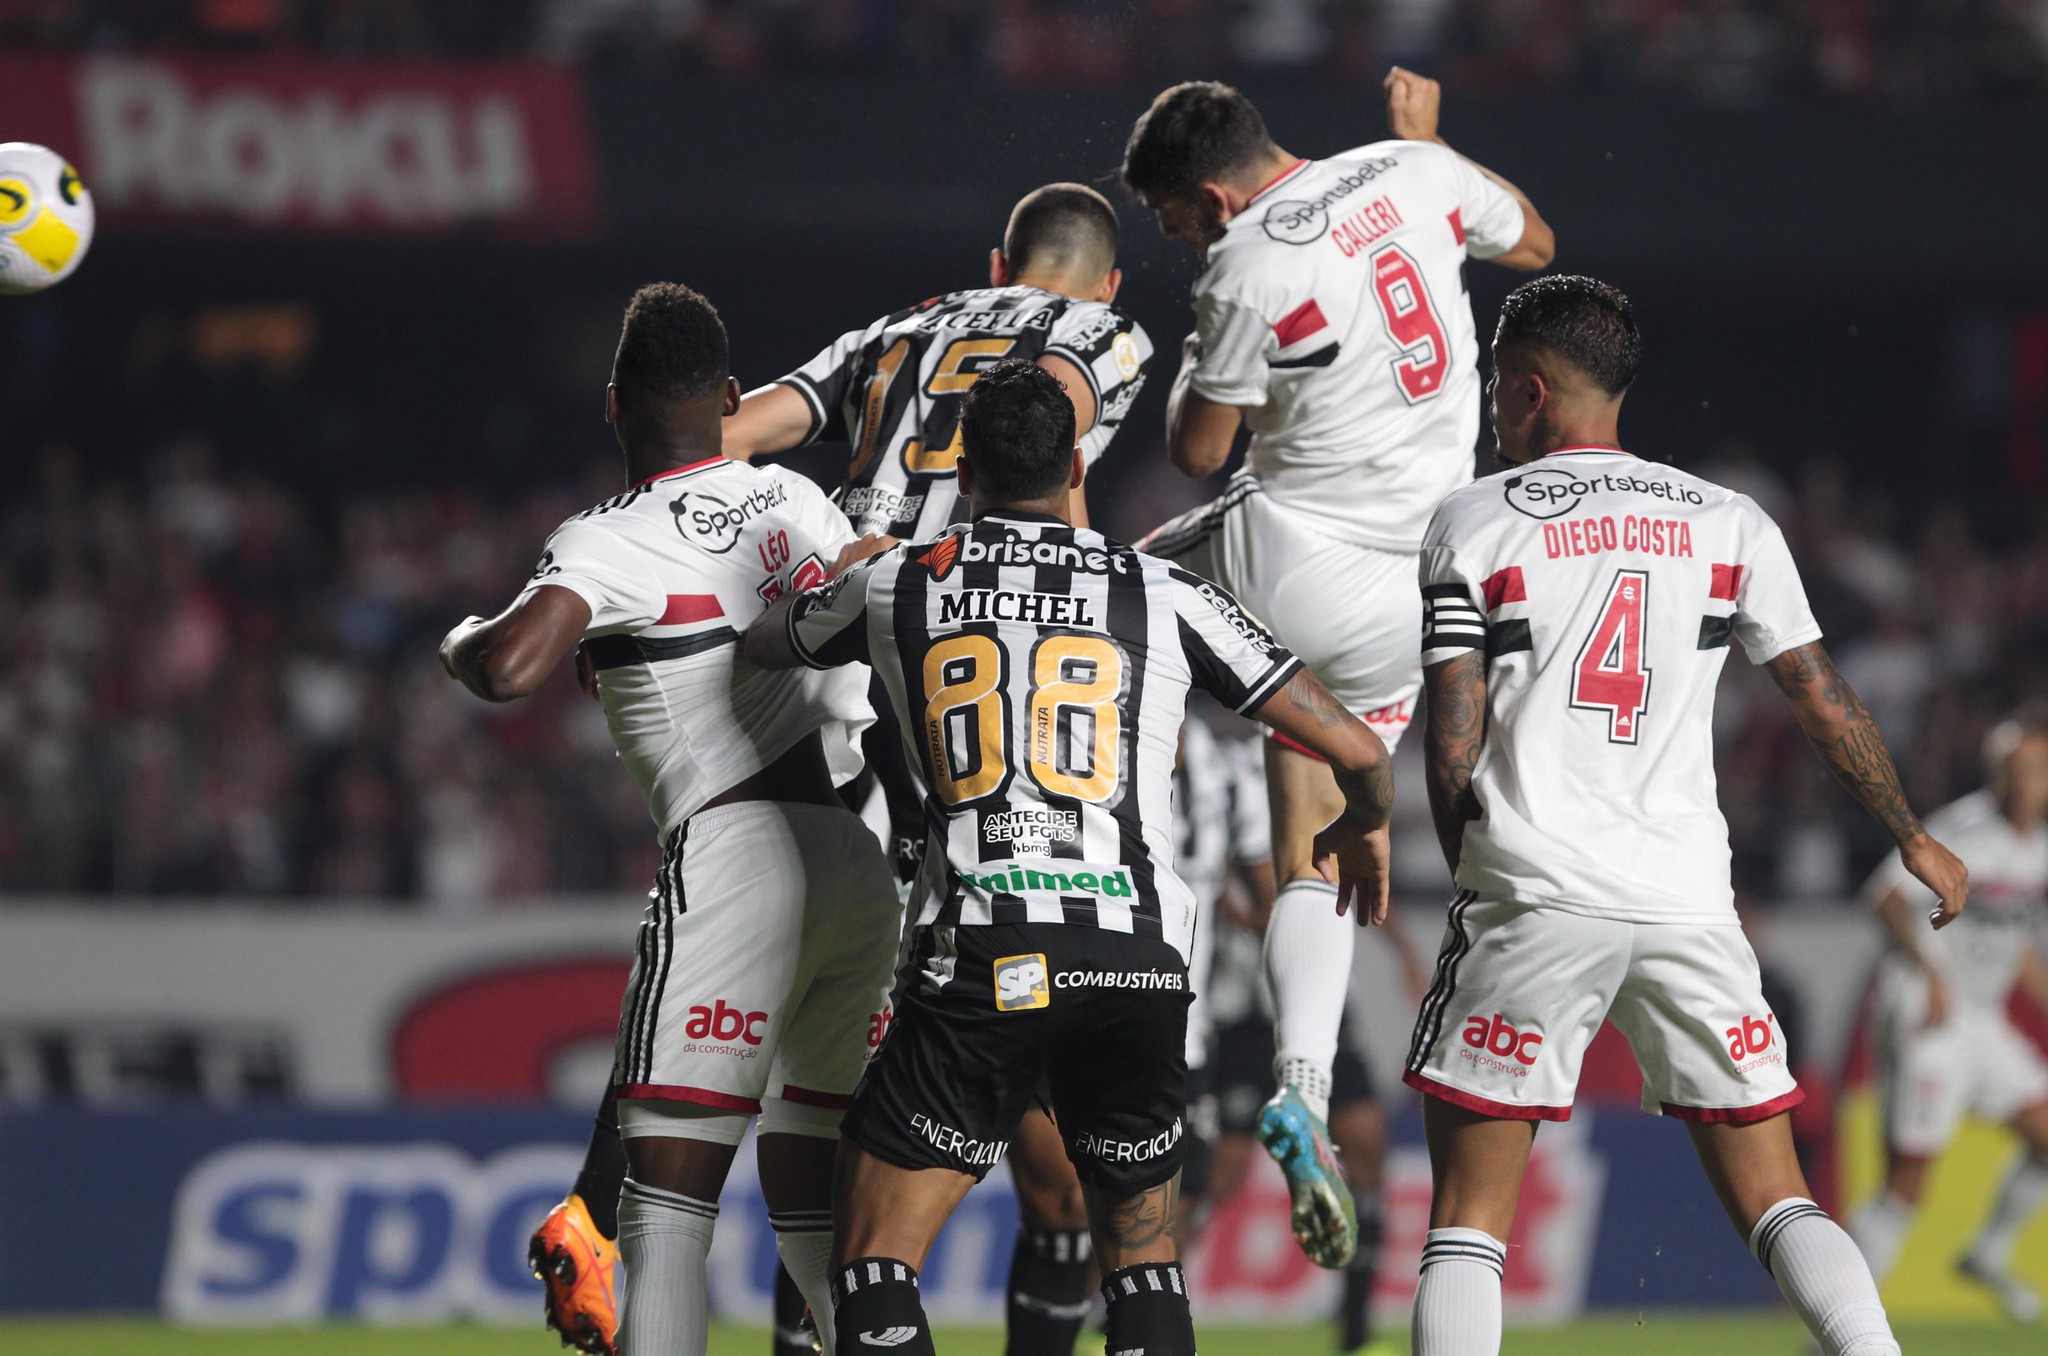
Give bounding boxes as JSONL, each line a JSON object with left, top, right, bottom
{"left": 1404, "top": 275, "right": 1968, "bottom": 1356}
{"left": 743, "top": 359, "right": 1397, "bottom": 1356}
{"left": 1848, "top": 710, "right": 2048, "bottom": 1322}
{"left": 439, "top": 285, "right": 902, "bottom": 1356}
{"left": 1122, "top": 71, "right": 1554, "bottom": 1266}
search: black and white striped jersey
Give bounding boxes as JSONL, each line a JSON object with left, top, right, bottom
{"left": 776, "top": 286, "right": 1153, "bottom": 542}
{"left": 785, "top": 511, "right": 1301, "bottom": 963}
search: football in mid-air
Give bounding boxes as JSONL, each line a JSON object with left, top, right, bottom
{"left": 0, "top": 142, "right": 94, "bottom": 295}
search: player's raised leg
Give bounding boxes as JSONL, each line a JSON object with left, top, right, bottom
{"left": 1690, "top": 1116, "right": 1899, "bottom": 1356}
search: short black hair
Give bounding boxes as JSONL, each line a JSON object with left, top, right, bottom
{"left": 1495, "top": 275, "right": 1641, "bottom": 396}
{"left": 1121, "top": 81, "right": 1277, "bottom": 200}
{"left": 1004, "top": 183, "right": 1119, "bottom": 280}
{"left": 613, "top": 282, "right": 729, "bottom": 408}
{"left": 959, "top": 358, "right": 1076, "bottom": 502}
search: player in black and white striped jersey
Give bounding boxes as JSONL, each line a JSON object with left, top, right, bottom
{"left": 745, "top": 359, "right": 1395, "bottom": 1356}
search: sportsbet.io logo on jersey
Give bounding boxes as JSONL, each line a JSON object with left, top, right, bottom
{"left": 670, "top": 480, "right": 789, "bottom": 553}
{"left": 1503, "top": 466, "right": 1706, "bottom": 520}
{"left": 1260, "top": 156, "right": 1401, "bottom": 245}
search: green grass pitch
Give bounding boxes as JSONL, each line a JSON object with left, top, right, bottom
{"left": 0, "top": 1319, "right": 2040, "bottom": 1355}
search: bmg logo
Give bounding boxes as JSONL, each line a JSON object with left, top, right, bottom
{"left": 1462, "top": 1013, "right": 1544, "bottom": 1066}
{"left": 993, "top": 954, "right": 1050, "bottom": 1012}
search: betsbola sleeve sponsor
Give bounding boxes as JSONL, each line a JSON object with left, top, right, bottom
{"left": 1168, "top": 566, "right": 1302, "bottom": 714}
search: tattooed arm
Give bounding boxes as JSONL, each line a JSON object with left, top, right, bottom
{"left": 1422, "top": 650, "right": 1487, "bottom": 876}
{"left": 1765, "top": 640, "right": 1968, "bottom": 928}
{"left": 1254, "top": 667, "right": 1395, "bottom": 924}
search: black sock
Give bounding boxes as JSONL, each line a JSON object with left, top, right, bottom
{"left": 773, "top": 1263, "right": 813, "bottom": 1356}
{"left": 571, "top": 1087, "right": 627, "bottom": 1240}
{"left": 1004, "top": 1227, "right": 1095, "bottom": 1356}
{"left": 833, "top": 1257, "right": 934, "bottom": 1356}
{"left": 1100, "top": 1261, "right": 1194, "bottom": 1356}
{"left": 1338, "top": 1186, "right": 1384, "bottom": 1352}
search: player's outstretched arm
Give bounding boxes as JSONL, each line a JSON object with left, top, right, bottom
{"left": 720, "top": 383, "right": 815, "bottom": 463}
{"left": 1421, "top": 649, "right": 1487, "bottom": 878}
{"left": 439, "top": 584, "right": 592, "bottom": 703}
{"left": 1765, "top": 639, "right": 1968, "bottom": 927}
{"left": 1383, "top": 66, "right": 1554, "bottom": 273}
{"left": 1255, "top": 667, "right": 1395, "bottom": 924}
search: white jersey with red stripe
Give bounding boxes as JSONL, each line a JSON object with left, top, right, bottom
{"left": 1418, "top": 447, "right": 1823, "bottom": 923}
{"left": 517, "top": 458, "right": 872, "bottom": 837}
{"left": 1187, "top": 141, "right": 1526, "bottom": 551}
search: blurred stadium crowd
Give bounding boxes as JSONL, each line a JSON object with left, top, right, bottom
{"left": 3, "top": 431, "right": 2043, "bottom": 904}
{"left": 3, "top": 0, "right": 2047, "bottom": 103}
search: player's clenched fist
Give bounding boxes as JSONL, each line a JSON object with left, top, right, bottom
{"left": 831, "top": 532, "right": 898, "bottom": 579}
{"left": 1901, "top": 832, "right": 1969, "bottom": 929}
{"left": 1315, "top": 812, "right": 1391, "bottom": 928}
{"left": 1383, "top": 66, "right": 1442, "bottom": 143}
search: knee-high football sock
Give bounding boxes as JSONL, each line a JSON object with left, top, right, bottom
{"left": 616, "top": 1179, "right": 718, "bottom": 1356}
{"left": 1847, "top": 1190, "right": 1916, "bottom": 1285}
{"left": 770, "top": 1207, "right": 837, "bottom": 1356}
{"left": 573, "top": 1088, "right": 628, "bottom": 1239}
{"left": 1749, "top": 1197, "right": 1899, "bottom": 1356}
{"left": 772, "top": 1264, "right": 814, "bottom": 1356}
{"left": 1099, "top": 1261, "right": 1194, "bottom": 1356}
{"left": 1965, "top": 1153, "right": 2048, "bottom": 1271}
{"left": 1004, "top": 1227, "right": 1095, "bottom": 1356}
{"left": 1264, "top": 879, "right": 1354, "bottom": 1120}
{"left": 833, "top": 1258, "right": 934, "bottom": 1356}
{"left": 1337, "top": 1184, "right": 1384, "bottom": 1351}
{"left": 1412, "top": 1227, "right": 1504, "bottom": 1356}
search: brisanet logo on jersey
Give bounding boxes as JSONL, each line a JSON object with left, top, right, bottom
{"left": 162, "top": 1141, "right": 578, "bottom": 1323}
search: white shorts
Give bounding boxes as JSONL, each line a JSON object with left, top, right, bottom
{"left": 1403, "top": 893, "right": 1802, "bottom": 1123}
{"left": 1874, "top": 963, "right": 2048, "bottom": 1157}
{"left": 1143, "top": 475, "right": 1419, "bottom": 750}
{"left": 612, "top": 801, "right": 902, "bottom": 1131}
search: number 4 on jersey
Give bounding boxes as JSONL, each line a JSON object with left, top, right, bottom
{"left": 1571, "top": 570, "right": 1652, "bottom": 743}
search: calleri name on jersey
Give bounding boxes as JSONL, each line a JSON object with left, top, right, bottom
{"left": 784, "top": 512, "right": 1300, "bottom": 962}
{"left": 1419, "top": 448, "right": 1823, "bottom": 923}
{"left": 1188, "top": 141, "right": 1527, "bottom": 551}
{"left": 777, "top": 286, "right": 1152, "bottom": 542}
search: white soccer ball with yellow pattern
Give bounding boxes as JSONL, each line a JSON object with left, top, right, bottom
{"left": 0, "top": 142, "right": 94, "bottom": 295}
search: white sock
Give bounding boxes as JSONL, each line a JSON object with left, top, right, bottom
{"left": 617, "top": 1178, "right": 718, "bottom": 1356}
{"left": 771, "top": 1209, "right": 838, "bottom": 1356}
{"left": 1749, "top": 1197, "right": 1899, "bottom": 1356}
{"left": 1967, "top": 1153, "right": 2048, "bottom": 1271}
{"left": 1847, "top": 1190, "right": 1916, "bottom": 1284}
{"left": 1412, "top": 1227, "right": 1504, "bottom": 1356}
{"left": 1264, "top": 878, "right": 1353, "bottom": 1121}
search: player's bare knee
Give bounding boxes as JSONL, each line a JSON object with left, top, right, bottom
{"left": 619, "top": 1112, "right": 745, "bottom": 1201}
{"left": 1882, "top": 1151, "right": 1932, "bottom": 1204}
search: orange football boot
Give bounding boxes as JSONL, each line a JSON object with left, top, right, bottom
{"left": 529, "top": 1193, "right": 620, "bottom": 1356}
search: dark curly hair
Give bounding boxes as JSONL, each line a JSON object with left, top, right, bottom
{"left": 613, "top": 282, "right": 729, "bottom": 408}
{"left": 1495, "top": 275, "right": 1641, "bottom": 396}
{"left": 960, "top": 358, "right": 1077, "bottom": 503}
{"left": 1121, "top": 81, "right": 1277, "bottom": 200}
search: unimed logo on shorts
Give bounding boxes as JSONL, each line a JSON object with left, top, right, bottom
{"left": 993, "top": 954, "right": 1049, "bottom": 1012}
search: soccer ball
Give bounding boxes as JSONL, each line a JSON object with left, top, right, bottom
{"left": 0, "top": 142, "right": 94, "bottom": 295}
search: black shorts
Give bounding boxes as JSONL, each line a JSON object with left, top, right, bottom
{"left": 843, "top": 922, "right": 1193, "bottom": 1197}
{"left": 1206, "top": 1012, "right": 1375, "bottom": 1137}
